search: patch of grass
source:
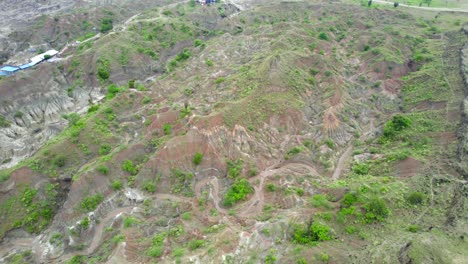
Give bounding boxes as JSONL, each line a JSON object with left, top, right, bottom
{"left": 111, "top": 179, "right": 123, "bottom": 190}
{"left": 352, "top": 162, "right": 370, "bottom": 175}
{"left": 181, "top": 212, "right": 192, "bottom": 221}
{"left": 99, "top": 144, "right": 112, "bottom": 155}
{"left": 309, "top": 194, "right": 331, "bottom": 209}
{"left": 170, "top": 169, "right": 194, "bottom": 196}
{"left": 292, "top": 221, "right": 333, "bottom": 245}
{"left": 97, "top": 165, "right": 109, "bottom": 175}
{"left": 142, "top": 180, "right": 157, "bottom": 193}
{"left": 266, "top": 183, "right": 277, "bottom": 192}
{"left": 223, "top": 178, "right": 253, "bottom": 207}
{"left": 227, "top": 159, "right": 243, "bottom": 178}
{"left": 123, "top": 216, "right": 138, "bottom": 228}
{"left": 188, "top": 239, "right": 205, "bottom": 251}
{"left": 80, "top": 193, "right": 104, "bottom": 212}
{"left": 122, "top": 160, "right": 138, "bottom": 175}
{"left": 363, "top": 197, "right": 390, "bottom": 223}
{"left": 147, "top": 232, "right": 166, "bottom": 258}
{"left": 100, "top": 18, "right": 113, "bottom": 33}
{"left": 163, "top": 124, "right": 172, "bottom": 135}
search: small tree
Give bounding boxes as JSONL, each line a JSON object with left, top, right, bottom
{"left": 193, "top": 152, "right": 203, "bottom": 165}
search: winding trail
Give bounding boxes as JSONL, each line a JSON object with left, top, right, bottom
{"left": 371, "top": 0, "right": 468, "bottom": 13}
{"left": 332, "top": 146, "right": 353, "bottom": 180}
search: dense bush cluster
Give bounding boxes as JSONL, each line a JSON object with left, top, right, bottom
{"left": 293, "top": 221, "right": 333, "bottom": 245}
{"left": 223, "top": 178, "right": 253, "bottom": 207}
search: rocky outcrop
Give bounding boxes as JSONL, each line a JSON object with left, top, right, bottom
{"left": 0, "top": 64, "right": 102, "bottom": 169}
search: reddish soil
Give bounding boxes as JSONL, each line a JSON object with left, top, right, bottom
{"left": 413, "top": 100, "right": 447, "bottom": 111}
{"left": 396, "top": 157, "right": 422, "bottom": 178}
{"left": 382, "top": 79, "right": 402, "bottom": 95}
{"left": 428, "top": 132, "right": 457, "bottom": 146}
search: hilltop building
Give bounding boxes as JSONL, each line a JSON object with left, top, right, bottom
{"left": 0, "top": 49, "right": 59, "bottom": 74}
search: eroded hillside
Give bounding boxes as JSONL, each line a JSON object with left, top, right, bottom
{"left": 0, "top": 0, "right": 467, "bottom": 263}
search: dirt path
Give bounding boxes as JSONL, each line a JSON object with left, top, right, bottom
{"left": 372, "top": 0, "right": 468, "bottom": 12}
{"left": 332, "top": 146, "right": 353, "bottom": 180}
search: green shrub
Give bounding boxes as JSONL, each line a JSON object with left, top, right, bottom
{"left": 122, "top": 160, "right": 138, "bottom": 175}
{"left": 180, "top": 107, "right": 191, "bottom": 118}
{"left": 188, "top": 239, "right": 205, "bottom": 250}
{"left": 227, "top": 159, "right": 243, "bottom": 178}
{"left": 293, "top": 221, "right": 333, "bottom": 245}
{"left": 111, "top": 180, "right": 123, "bottom": 190}
{"left": 319, "top": 253, "right": 330, "bottom": 262}
{"left": 123, "top": 216, "right": 138, "bottom": 228}
{"left": 63, "top": 113, "right": 80, "bottom": 126}
{"left": 248, "top": 166, "right": 258, "bottom": 177}
{"left": 324, "top": 138, "right": 334, "bottom": 149}
{"left": 181, "top": 212, "right": 192, "bottom": 221}
{"left": 266, "top": 183, "right": 277, "bottom": 192}
{"left": 99, "top": 144, "right": 112, "bottom": 155}
{"left": 288, "top": 146, "right": 305, "bottom": 156}
{"left": 184, "top": 88, "right": 194, "bottom": 96}
{"left": 142, "top": 96, "right": 152, "bottom": 104}
{"left": 407, "top": 224, "right": 420, "bottom": 233}
{"left": 0, "top": 170, "right": 10, "bottom": 183}
{"left": 106, "top": 85, "right": 122, "bottom": 99}
{"left": 363, "top": 197, "right": 390, "bottom": 223}
{"left": 80, "top": 194, "right": 104, "bottom": 212}
{"left": 215, "top": 77, "right": 225, "bottom": 84}
{"left": 53, "top": 155, "right": 66, "bottom": 168}
{"left": 97, "top": 165, "right": 109, "bottom": 175}
{"left": 223, "top": 178, "right": 253, "bottom": 207}
{"left": 193, "top": 152, "right": 203, "bottom": 165}
{"left": 100, "top": 18, "right": 113, "bottom": 33}
{"left": 163, "top": 123, "right": 172, "bottom": 135}
{"left": 345, "top": 225, "right": 357, "bottom": 234}
{"left": 383, "top": 115, "right": 411, "bottom": 138}
{"left": 265, "top": 249, "right": 277, "bottom": 264}
{"left": 206, "top": 60, "right": 214, "bottom": 66}
{"left": 87, "top": 105, "right": 100, "bottom": 113}
{"left": 162, "top": 10, "right": 173, "bottom": 16}
{"left": 318, "top": 32, "right": 329, "bottom": 41}
{"left": 352, "top": 163, "right": 370, "bottom": 175}
{"left": 342, "top": 192, "right": 358, "bottom": 207}
{"left": 147, "top": 232, "right": 166, "bottom": 257}
{"left": 98, "top": 66, "right": 110, "bottom": 81}
{"left": 309, "top": 194, "right": 330, "bottom": 209}
{"left": 14, "top": 111, "right": 24, "bottom": 118}
{"left": 142, "top": 180, "right": 157, "bottom": 193}
{"left": 407, "top": 192, "right": 426, "bottom": 205}
{"left": 128, "top": 80, "right": 135, "bottom": 88}
{"left": 194, "top": 39, "right": 203, "bottom": 47}
{"left": 175, "top": 48, "right": 191, "bottom": 62}
{"left": 49, "top": 232, "right": 63, "bottom": 246}
{"left": 296, "top": 188, "right": 305, "bottom": 196}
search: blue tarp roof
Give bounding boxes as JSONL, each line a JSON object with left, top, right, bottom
{"left": 0, "top": 66, "right": 20, "bottom": 72}
{"left": 0, "top": 71, "right": 9, "bottom": 76}
{"left": 19, "top": 63, "right": 34, "bottom": 69}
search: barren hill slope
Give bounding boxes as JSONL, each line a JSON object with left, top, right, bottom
{"left": 0, "top": 0, "right": 467, "bottom": 263}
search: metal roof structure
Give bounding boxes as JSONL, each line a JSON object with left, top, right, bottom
{"left": 0, "top": 49, "right": 59, "bottom": 77}
{"left": 0, "top": 65, "right": 20, "bottom": 72}
{"left": 30, "top": 50, "right": 59, "bottom": 65}
{"left": 19, "top": 63, "right": 35, "bottom": 70}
